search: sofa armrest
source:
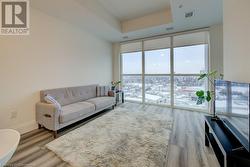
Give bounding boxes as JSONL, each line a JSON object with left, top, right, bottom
{"left": 36, "top": 102, "right": 60, "bottom": 131}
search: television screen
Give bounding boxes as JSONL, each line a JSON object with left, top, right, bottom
{"left": 215, "top": 80, "right": 250, "bottom": 151}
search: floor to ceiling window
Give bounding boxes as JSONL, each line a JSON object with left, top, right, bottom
{"left": 121, "top": 31, "right": 209, "bottom": 111}
{"left": 121, "top": 42, "right": 143, "bottom": 102}
{"left": 173, "top": 32, "right": 208, "bottom": 109}
{"left": 144, "top": 37, "right": 171, "bottom": 105}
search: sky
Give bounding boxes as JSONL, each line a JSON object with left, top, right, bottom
{"left": 122, "top": 44, "right": 206, "bottom": 74}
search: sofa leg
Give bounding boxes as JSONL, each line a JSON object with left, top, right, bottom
{"left": 38, "top": 124, "right": 42, "bottom": 129}
{"left": 53, "top": 131, "right": 58, "bottom": 138}
{"left": 112, "top": 105, "right": 115, "bottom": 110}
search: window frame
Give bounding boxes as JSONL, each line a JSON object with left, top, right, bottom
{"left": 143, "top": 48, "right": 171, "bottom": 105}
{"left": 172, "top": 44, "right": 209, "bottom": 110}
{"left": 120, "top": 29, "right": 210, "bottom": 112}
{"left": 121, "top": 51, "right": 143, "bottom": 102}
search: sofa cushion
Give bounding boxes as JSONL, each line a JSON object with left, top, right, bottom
{"left": 68, "top": 85, "right": 97, "bottom": 103}
{"left": 86, "top": 97, "right": 115, "bottom": 110}
{"left": 40, "top": 85, "right": 97, "bottom": 106}
{"left": 96, "top": 86, "right": 110, "bottom": 97}
{"left": 59, "top": 102, "right": 95, "bottom": 124}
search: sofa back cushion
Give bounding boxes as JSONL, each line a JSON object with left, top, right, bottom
{"left": 40, "top": 85, "right": 98, "bottom": 106}
{"left": 96, "top": 86, "right": 110, "bottom": 97}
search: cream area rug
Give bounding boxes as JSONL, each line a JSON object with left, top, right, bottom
{"left": 46, "top": 107, "right": 173, "bottom": 167}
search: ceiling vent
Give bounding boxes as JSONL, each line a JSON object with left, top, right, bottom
{"left": 185, "top": 11, "right": 194, "bottom": 18}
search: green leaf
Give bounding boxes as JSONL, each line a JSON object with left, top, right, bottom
{"left": 198, "top": 74, "right": 207, "bottom": 80}
{"left": 197, "top": 96, "right": 205, "bottom": 105}
{"left": 208, "top": 70, "right": 217, "bottom": 76}
{"left": 196, "top": 90, "right": 205, "bottom": 97}
{"left": 206, "top": 96, "right": 211, "bottom": 102}
{"left": 206, "top": 91, "right": 212, "bottom": 102}
{"left": 219, "top": 74, "right": 224, "bottom": 79}
{"left": 207, "top": 91, "right": 211, "bottom": 96}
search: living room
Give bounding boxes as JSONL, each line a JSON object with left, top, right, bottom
{"left": 0, "top": 0, "right": 250, "bottom": 167}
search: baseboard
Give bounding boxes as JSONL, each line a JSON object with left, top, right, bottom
{"left": 11, "top": 120, "right": 38, "bottom": 134}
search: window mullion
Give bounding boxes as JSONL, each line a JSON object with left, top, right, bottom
{"left": 142, "top": 42, "right": 145, "bottom": 103}
{"left": 170, "top": 36, "right": 174, "bottom": 108}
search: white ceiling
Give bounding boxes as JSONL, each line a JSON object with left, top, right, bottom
{"left": 31, "top": 0, "right": 223, "bottom": 42}
{"left": 97, "top": 0, "right": 171, "bottom": 21}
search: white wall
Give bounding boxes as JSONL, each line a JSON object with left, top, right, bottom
{"left": 0, "top": 8, "right": 112, "bottom": 133}
{"left": 209, "top": 24, "right": 224, "bottom": 74}
{"left": 223, "top": 0, "right": 250, "bottom": 82}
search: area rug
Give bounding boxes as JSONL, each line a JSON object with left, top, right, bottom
{"left": 46, "top": 107, "right": 173, "bottom": 167}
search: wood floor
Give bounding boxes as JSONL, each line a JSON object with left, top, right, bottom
{"left": 7, "top": 102, "right": 220, "bottom": 167}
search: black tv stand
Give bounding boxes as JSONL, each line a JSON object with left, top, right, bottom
{"left": 205, "top": 116, "right": 250, "bottom": 167}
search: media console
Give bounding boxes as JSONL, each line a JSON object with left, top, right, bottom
{"left": 205, "top": 116, "right": 250, "bottom": 167}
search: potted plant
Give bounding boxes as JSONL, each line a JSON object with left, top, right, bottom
{"left": 195, "top": 70, "right": 223, "bottom": 119}
{"left": 111, "top": 81, "right": 121, "bottom": 91}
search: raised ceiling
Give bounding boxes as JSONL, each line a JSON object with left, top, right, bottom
{"left": 97, "top": 0, "right": 171, "bottom": 21}
{"left": 31, "top": 0, "right": 223, "bottom": 42}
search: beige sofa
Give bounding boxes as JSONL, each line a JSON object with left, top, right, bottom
{"left": 36, "top": 85, "right": 115, "bottom": 138}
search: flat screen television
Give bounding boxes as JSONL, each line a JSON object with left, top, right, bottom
{"left": 215, "top": 79, "right": 250, "bottom": 152}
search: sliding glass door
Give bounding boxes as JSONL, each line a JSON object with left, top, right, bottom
{"left": 120, "top": 31, "right": 209, "bottom": 111}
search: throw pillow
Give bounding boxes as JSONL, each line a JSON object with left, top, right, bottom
{"left": 44, "top": 94, "right": 62, "bottom": 111}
